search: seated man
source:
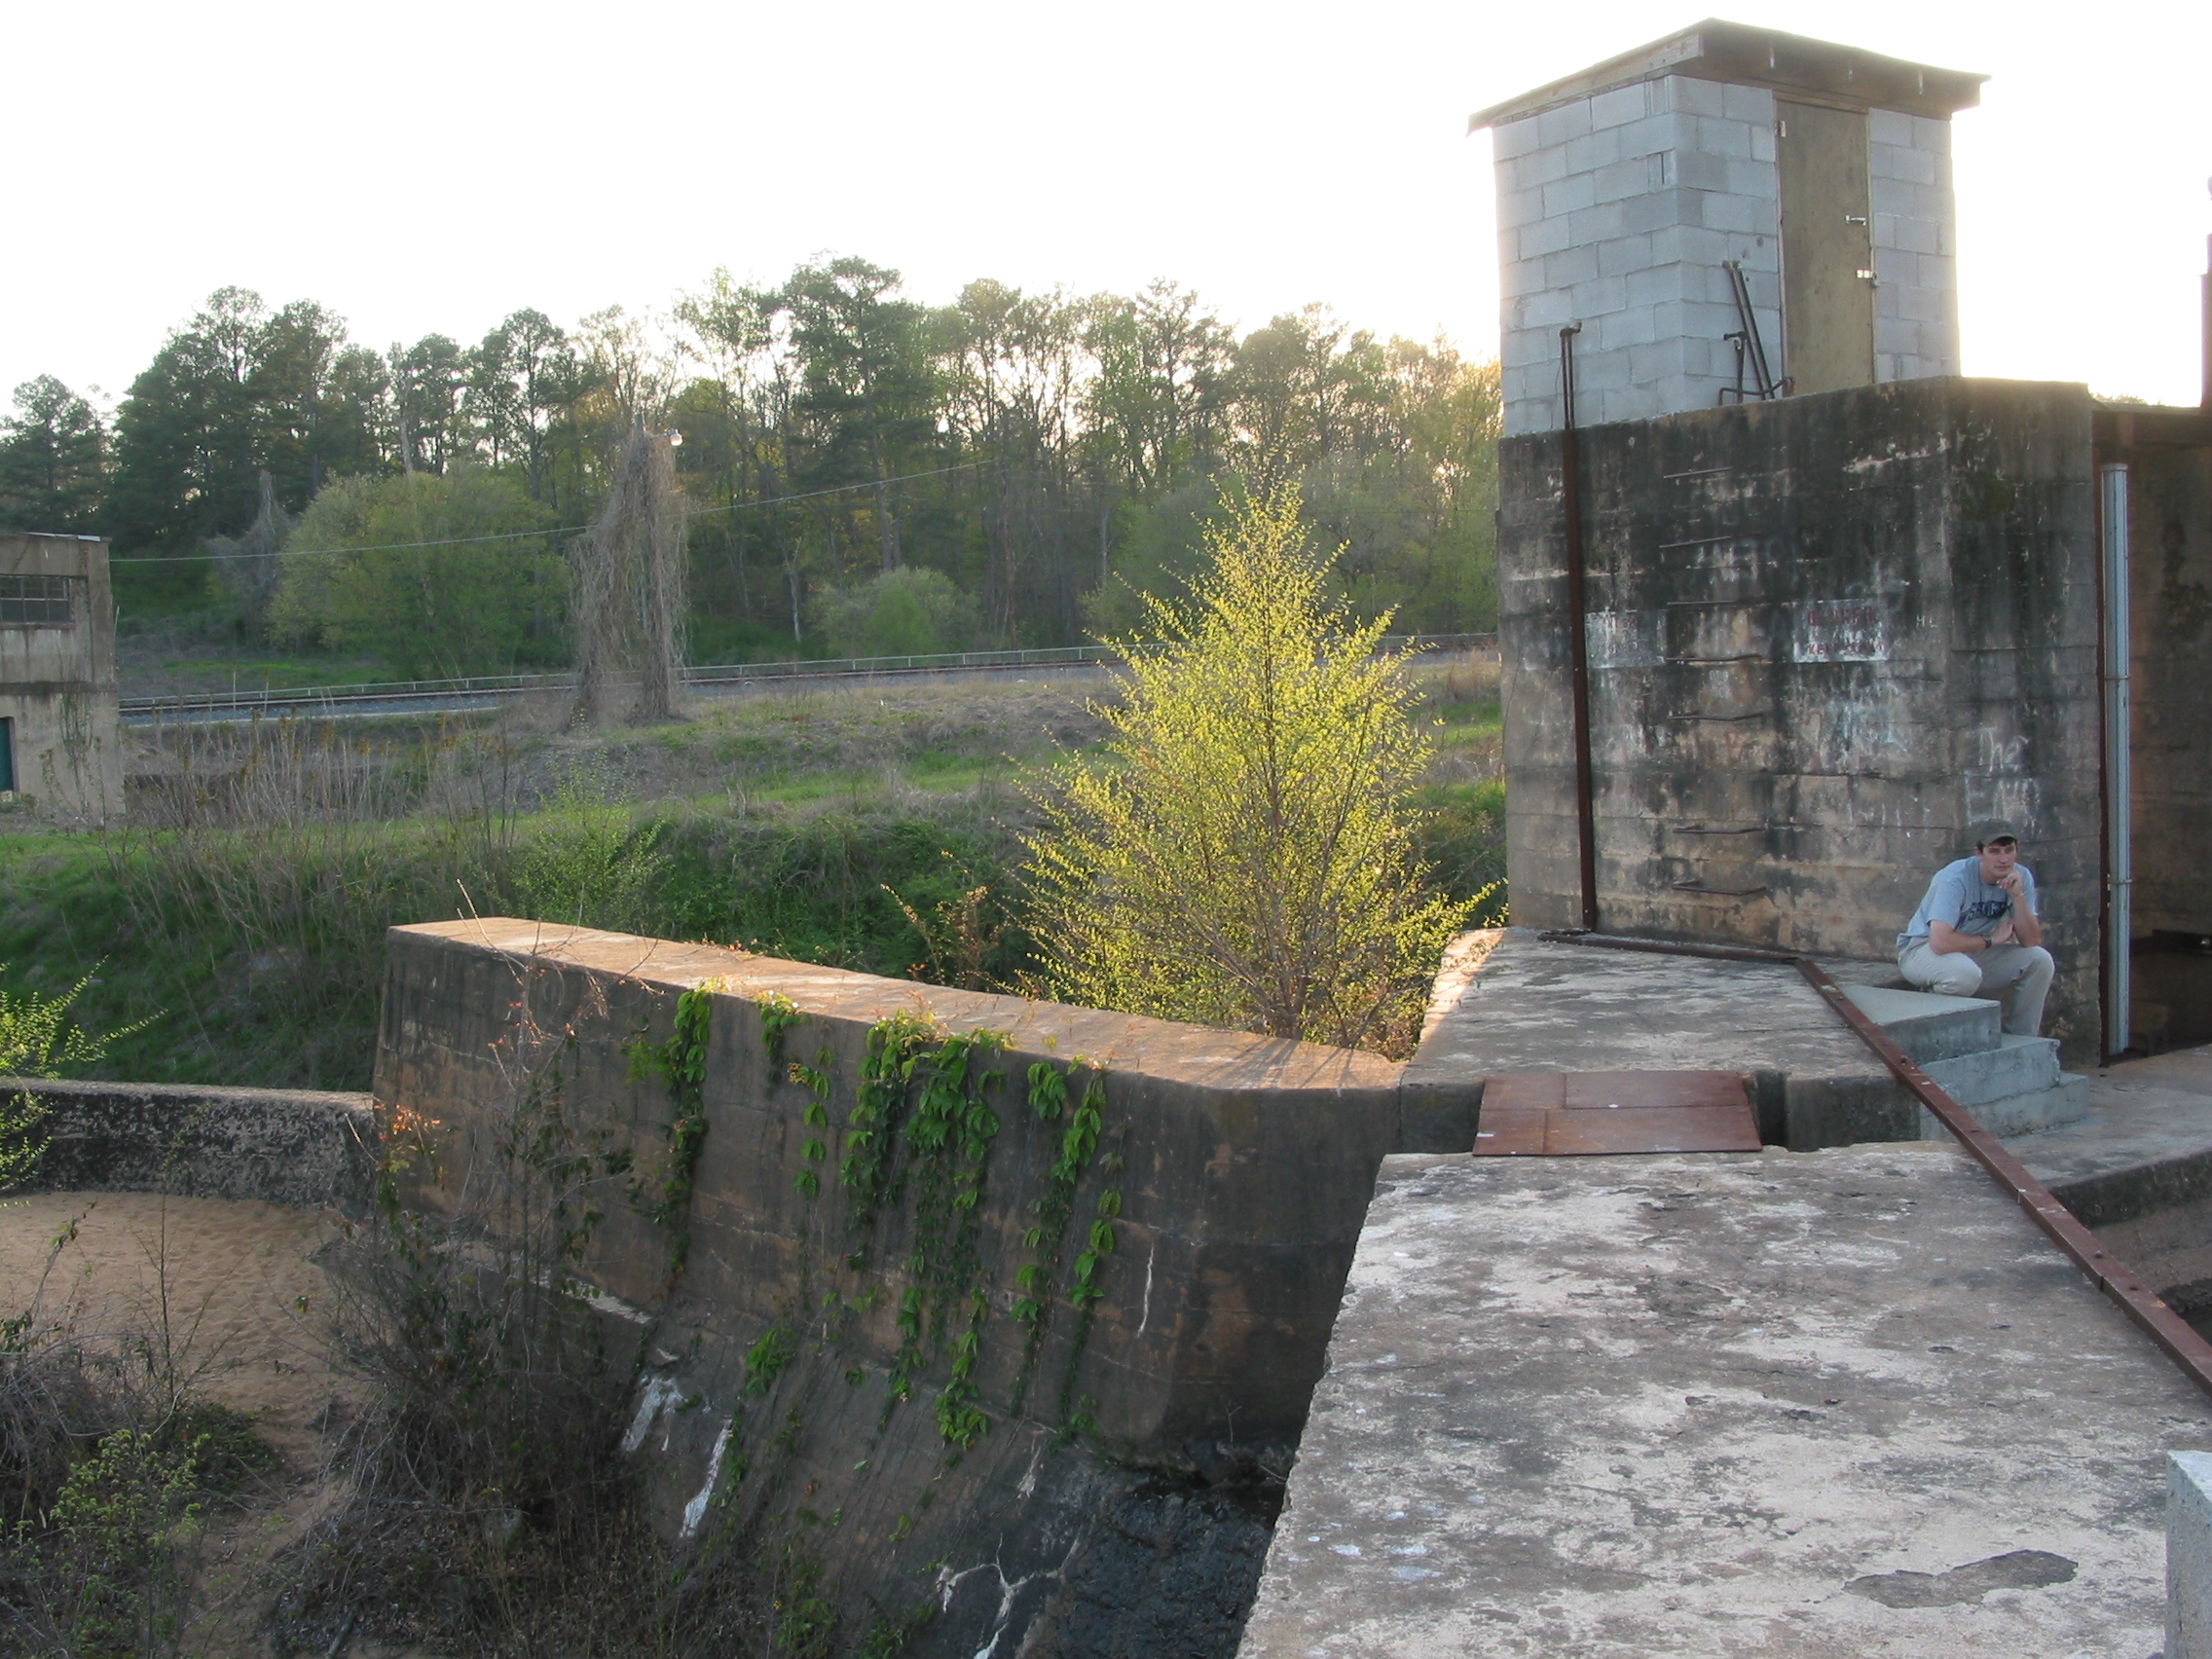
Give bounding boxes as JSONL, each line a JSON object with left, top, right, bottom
{"left": 1897, "top": 821, "right": 2054, "bottom": 1037}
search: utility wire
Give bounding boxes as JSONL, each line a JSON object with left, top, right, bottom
{"left": 110, "top": 459, "right": 994, "bottom": 566}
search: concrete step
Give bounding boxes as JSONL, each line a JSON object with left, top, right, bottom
{"left": 1840, "top": 983, "right": 2003, "bottom": 1064}
{"left": 1922, "top": 1034, "right": 2063, "bottom": 1107}
{"left": 1921, "top": 1073, "right": 2093, "bottom": 1141}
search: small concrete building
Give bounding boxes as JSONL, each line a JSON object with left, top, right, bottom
{"left": 1473, "top": 18, "right": 1984, "bottom": 435}
{"left": 0, "top": 532, "right": 123, "bottom": 822}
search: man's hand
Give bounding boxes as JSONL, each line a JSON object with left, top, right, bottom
{"left": 1992, "top": 919, "right": 2015, "bottom": 944}
{"left": 1997, "top": 867, "right": 2027, "bottom": 900}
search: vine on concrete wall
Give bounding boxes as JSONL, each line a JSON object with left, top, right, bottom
{"left": 632, "top": 996, "right": 1130, "bottom": 1657}
{"left": 625, "top": 981, "right": 717, "bottom": 1290}
{"left": 1007, "top": 1065, "right": 1116, "bottom": 1420}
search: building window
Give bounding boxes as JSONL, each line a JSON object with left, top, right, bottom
{"left": 0, "top": 574, "right": 76, "bottom": 626}
{"left": 0, "top": 717, "right": 14, "bottom": 793}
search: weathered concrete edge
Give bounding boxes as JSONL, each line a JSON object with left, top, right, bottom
{"left": 2050, "top": 1145, "right": 2212, "bottom": 1233}
{"left": 5, "top": 1076, "right": 378, "bottom": 1215}
{"left": 387, "top": 917, "right": 1475, "bottom": 1154}
{"left": 2172, "top": 1451, "right": 2212, "bottom": 1659}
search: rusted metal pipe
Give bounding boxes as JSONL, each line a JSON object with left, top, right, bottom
{"left": 2101, "top": 461, "right": 2134, "bottom": 1059}
{"left": 1559, "top": 323, "right": 1600, "bottom": 933}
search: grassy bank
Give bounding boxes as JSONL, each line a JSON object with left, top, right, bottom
{"left": 0, "top": 665, "right": 1504, "bottom": 1090}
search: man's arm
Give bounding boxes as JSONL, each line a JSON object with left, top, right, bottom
{"left": 1929, "top": 920, "right": 1985, "bottom": 955}
{"left": 2002, "top": 870, "right": 2043, "bottom": 947}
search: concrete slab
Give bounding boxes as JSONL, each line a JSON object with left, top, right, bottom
{"left": 2173, "top": 1452, "right": 2212, "bottom": 1658}
{"left": 2007, "top": 1047, "right": 2212, "bottom": 1313}
{"left": 1839, "top": 983, "right": 2004, "bottom": 1064}
{"left": 2012, "top": 1045, "right": 2212, "bottom": 1210}
{"left": 1407, "top": 931, "right": 1910, "bottom": 1151}
{"left": 1239, "top": 1143, "right": 2212, "bottom": 1658}
{"left": 1921, "top": 1074, "right": 2089, "bottom": 1142}
{"left": 1921, "top": 1034, "right": 2062, "bottom": 1108}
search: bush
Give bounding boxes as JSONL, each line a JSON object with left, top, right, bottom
{"left": 1020, "top": 471, "right": 1472, "bottom": 1056}
{"left": 809, "top": 568, "right": 981, "bottom": 659}
{"left": 269, "top": 469, "right": 566, "bottom": 679}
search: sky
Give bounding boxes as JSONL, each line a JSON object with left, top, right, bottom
{"left": 6, "top": 0, "right": 2208, "bottom": 409}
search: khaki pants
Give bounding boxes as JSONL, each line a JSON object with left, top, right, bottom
{"left": 1897, "top": 940, "right": 2054, "bottom": 1037}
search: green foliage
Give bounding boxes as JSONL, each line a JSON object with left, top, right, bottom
{"left": 0, "top": 965, "right": 129, "bottom": 1082}
{"left": 24, "top": 1425, "right": 204, "bottom": 1658}
{"left": 510, "top": 763, "right": 671, "bottom": 932}
{"left": 1007, "top": 1066, "right": 1110, "bottom": 1419}
{"left": 1023, "top": 471, "right": 1475, "bottom": 1056}
{"left": 0, "top": 964, "right": 148, "bottom": 1192}
{"left": 627, "top": 982, "right": 718, "bottom": 1288}
{"left": 270, "top": 467, "right": 565, "bottom": 677}
{"left": 810, "top": 568, "right": 981, "bottom": 659}
{"left": 0, "top": 375, "right": 106, "bottom": 534}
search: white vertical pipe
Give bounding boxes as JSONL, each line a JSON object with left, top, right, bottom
{"left": 2102, "top": 461, "right": 2133, "bottom": 1056}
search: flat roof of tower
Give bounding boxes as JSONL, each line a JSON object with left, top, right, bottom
{"left": 1469, "top": 18, "right": 1986, "bottom": 131}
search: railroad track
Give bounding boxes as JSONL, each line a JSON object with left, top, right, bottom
{"left": 122, "top": 635, "right": 1497, "bottom": 725}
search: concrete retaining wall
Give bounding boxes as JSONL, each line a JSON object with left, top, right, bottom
{"left": 6, "top": 1076, "right": 375, "bottom": 1212}
{"left": 375, "top": 919, "right": 1457, "bottom": 1656}
{"left": 1499, "top": 377, "right": 2105, "bottom": 1059}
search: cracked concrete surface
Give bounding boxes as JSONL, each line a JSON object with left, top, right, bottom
{"left": 1237, "top": 1143, "right": 2212, "bottom": 1657}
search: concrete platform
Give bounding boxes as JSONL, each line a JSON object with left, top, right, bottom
{"left": 1406, "top": 930, "right": 1912, "bottom": 1150}
{"left": 2011, "top": 1046, "right": 2212, "bottom": 1314}
{"left": 1239, "top": 1143, "right": 2212, "bottom": 1658}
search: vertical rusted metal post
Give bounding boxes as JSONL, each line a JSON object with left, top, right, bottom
{"left": 2102, "top": 460, "right": 2134, "bottom": 1057}
{"left": 1560, "top": 323, "right": 1600, "bottom": 932}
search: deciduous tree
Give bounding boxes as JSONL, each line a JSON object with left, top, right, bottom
{"left": 1021, "top": 471, "right": 1471, "bottom": 1056}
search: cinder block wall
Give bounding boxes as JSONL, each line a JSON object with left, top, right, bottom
{"left": 1498, "top": 378, "right": 2104, "bottom": 1057}
{"left": 1866, "top": 108, "right": 1961, "bottom": 385}
{"left": 1493, "top": 76, "right": 1958, "bottom": 437}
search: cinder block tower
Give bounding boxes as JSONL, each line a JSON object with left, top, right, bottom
{"left": 1472, "top": 19, "right": 1985, "bottom": 435}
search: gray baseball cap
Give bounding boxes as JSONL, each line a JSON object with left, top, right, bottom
{"left": 1970, "top": 819, "right": 2021, "bottom": 847}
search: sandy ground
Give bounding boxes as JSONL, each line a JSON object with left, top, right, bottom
{"left": 2, "top": 1191, "right": 362, "bottom": 1652}
{"left": 1, "top": 1192, "right": 348, "bottom": 1460}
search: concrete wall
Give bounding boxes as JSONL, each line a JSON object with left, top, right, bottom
{"left": 1493, "top": 77, "right": 1957, "bottom": 437}
{"left": 376, "top": 919, "right": 1457, "bottom": 1655}
{"left": 2129, "top": 437, "right": 2212, "bottom": 940}
{"left": 1498, "top": 377, "right": 2105, "bottom": 1057}
{"left": 5, "top": 1077, "right": 376, "bottom": 1212}
{"left": 0, "top": 532, "right": 122, "bottom": 823}
{"left": 2126, "top": 432, "right": 2212, "bottom": 1046}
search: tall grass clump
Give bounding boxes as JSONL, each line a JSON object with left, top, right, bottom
{"left": 1021, "top": 471, "right": 1474, "bottom": 1057}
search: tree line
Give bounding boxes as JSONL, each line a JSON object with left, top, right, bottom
{"left": 0, "top": 260, "right": 1501, "bottom": 677}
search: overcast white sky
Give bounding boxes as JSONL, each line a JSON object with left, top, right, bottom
{"left": 7, "top": 0, "right": 2208, "bottom": 409}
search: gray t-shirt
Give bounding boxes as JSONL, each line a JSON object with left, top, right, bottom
{"left": 1900, "top": 855, "right": 2038, "bottom": 950}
